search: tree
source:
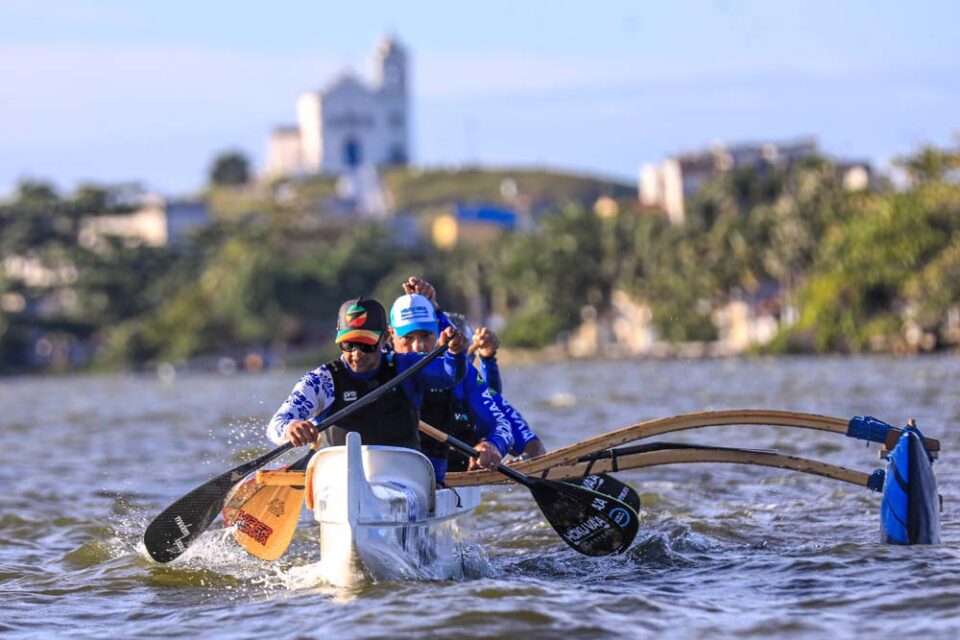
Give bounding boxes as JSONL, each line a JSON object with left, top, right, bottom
{"left": 209, "top": 151, "right": 251, "bottom": 186}
{"left": 15, "top": 179, "right": 59, "bottom": 203}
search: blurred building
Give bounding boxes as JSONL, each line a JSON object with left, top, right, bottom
{"left": 566, "top": 291, "right": 656, "bottom": 358}
{"left": 264, "top": 35, "right": 411, "bottom": 178}
{"left": 712, "top": 281, "right": 783, "bottom": 354}
{"left": 431, "top": 204, "right": 518, "bottom": 250}
{"left": 79, "top": 196, "right": 210, "bottom": 249}
{"left": 639, "top": 137, "right": 873, "bottom": 224}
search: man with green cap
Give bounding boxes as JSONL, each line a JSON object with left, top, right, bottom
{"left": 266, "top": 296, "right": 468, "bottom": 451}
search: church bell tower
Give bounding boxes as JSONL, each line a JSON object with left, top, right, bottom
{"left": 375, "top": 36, "right": 407, "bottom": 95}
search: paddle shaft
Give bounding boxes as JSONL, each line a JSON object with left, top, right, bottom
{"left": 419, "top": 421, "right": 531, "bottom": 487}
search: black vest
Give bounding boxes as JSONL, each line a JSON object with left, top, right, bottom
{"left": 419, "top": 387, "right": 478, "bottom": 471}
{"left": 321, "top": 357, "right": 420, "bottom": 450}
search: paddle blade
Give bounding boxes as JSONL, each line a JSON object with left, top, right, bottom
{"left": 566, "top": 474, "right": 641, "bottom": 513}
{"left": 528, "top": 478, "right": 639, "bottom": 556}
{"left": 142, "top": 469, "right": 244, "bottom": 563}
{"left": 143, "top": 442, "right": 295, "bottom": 563}
{"left": 230, "top": 484, "right": 304, "bottom": 561}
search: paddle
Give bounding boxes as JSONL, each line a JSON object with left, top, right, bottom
{"left": 142, "top": 342, "right": 451, "bottom": 563}
{"left": 419, "top": 421, "right": 639, "bottom": 556}
{"left": 221, "top": 449, "right": 314, "bottom": 561}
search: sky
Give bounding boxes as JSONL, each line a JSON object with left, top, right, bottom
{"left": 1, "top": 1, "right": 957, "bottom": 196}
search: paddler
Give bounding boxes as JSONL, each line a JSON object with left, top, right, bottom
{"left": 431, "top": 310, "right": 547, "bottom": 463}
{"left": 391, "top": 280, "right": 545, "bottom": 479}
{"left": 266, "top": 296, "right": 469, "bottom": 452}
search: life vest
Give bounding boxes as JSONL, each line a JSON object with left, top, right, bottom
{"left": 321, "top": 356, "right": 420, "bottom": 450}
{"left": 419, "top": 386, "right": 477, "bottom": 472}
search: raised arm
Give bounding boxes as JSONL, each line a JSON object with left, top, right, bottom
{"left": 472, "top": 327, "right": 502, "bottom": 393}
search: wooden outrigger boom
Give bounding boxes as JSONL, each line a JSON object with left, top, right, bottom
{"left": 444, "top": 444, "right": 872, "bottom": 488}
{"left": 444, "top": 409, "right": 938, "bottom": 486}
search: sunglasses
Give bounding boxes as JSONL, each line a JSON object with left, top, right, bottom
{"left": 339, "top": 341, "right": 379, "bottom": 354}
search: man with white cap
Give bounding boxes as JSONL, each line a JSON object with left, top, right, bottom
{"left": 266, "top": 296, "right": 468, "bottom": 452}
{"left": 400, "top": 277, "right": 547, "bottom": 468}
{"left": 389, "top": 292, "right": 522, "bottom": 479}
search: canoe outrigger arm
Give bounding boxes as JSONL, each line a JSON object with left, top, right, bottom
{"left": 257, "top": 410, "right": 942, "bottom": 546}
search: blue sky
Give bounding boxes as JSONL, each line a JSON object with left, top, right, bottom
{"left": 1, "top": 1, "right": 957, "bottom": 196}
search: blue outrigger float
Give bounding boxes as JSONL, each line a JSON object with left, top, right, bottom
{"left": 445, "top": 409, "right": 942, "bottom": 546}
{"left": 873, "top": 418, "right": 941, "bottom": 544}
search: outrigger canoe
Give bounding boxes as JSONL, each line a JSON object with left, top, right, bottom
{"left": 255, "top": 410, "right": 941, "bottom": 569}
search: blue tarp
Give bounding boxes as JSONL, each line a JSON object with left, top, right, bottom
{"left": 454, "top": 204, "right": 518, "bottom": 229}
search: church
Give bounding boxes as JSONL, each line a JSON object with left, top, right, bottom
{"left": 264, "top": 36, "right": 410, "bottom": 178}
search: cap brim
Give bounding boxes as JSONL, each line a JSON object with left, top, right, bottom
{"left": 392, "top": 321, "right": 439, "bottom": 338}
{"left": 335, "top": 329, "right": 381, "bottom": 345}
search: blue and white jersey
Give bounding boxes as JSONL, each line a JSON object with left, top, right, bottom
{"left": 437, "top": 309, "right": 540, "bottom": 456}
{"left": 266, "top": 350, "right": 466, "bottom": 445}
{"left": 501, "top": 398, "right": 539, "bottom": 457}
{"left": 453, "top": 361, "right": 516, "bottom": 456}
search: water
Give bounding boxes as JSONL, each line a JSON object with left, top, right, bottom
{"left": 2, "top": 356, "right": 959, "bottom": 639}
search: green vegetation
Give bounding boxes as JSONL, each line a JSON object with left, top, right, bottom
{"left": 209, "top": 151, "right": 251, "bottom": 186}
{"left": 2, "top": 140, "right": 959, "bottom": 374}
{"left": 383, "top": 166, "right": 635, "bottom": 211}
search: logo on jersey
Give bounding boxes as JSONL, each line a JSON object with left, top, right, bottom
{"left": 343, "top": 390, "right": 358, "bottom": 401}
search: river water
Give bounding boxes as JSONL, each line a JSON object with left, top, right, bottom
{"left": 1, "top": 356, "right": 958, "bottom": 639}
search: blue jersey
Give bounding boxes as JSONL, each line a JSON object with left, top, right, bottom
{"left": 472, "top": 353, "right": 539, "bottom": 456}
{"left": 435, "top": 310, "right": 541, "bottom": 460}
{"left": 476, "top": 354, "right": 503, "bottom": 395}
{"left": 453, "top": 361, "right": 516, "bottom": 456}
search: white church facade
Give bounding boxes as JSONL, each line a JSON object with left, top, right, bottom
{"left": 264, "top": 36, "right": 411, "bottom": 178}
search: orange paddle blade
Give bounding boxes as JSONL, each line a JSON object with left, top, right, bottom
{"left": 231, "top": 483, "right": 305, "bottom": 561}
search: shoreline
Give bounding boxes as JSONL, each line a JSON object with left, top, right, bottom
{"left": 3, "top": 345, "right": 958, "bottom": 380}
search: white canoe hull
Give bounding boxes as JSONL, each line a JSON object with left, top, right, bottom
{"left": 307, "top": 431, "right": 480, "bottom": 587}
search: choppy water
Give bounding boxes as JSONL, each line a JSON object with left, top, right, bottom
{"left": 2, "top": 356, "right": 959, "bottom": 639}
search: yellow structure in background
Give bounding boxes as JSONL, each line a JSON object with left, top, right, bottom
{"left": 431, "top": 205, "right": 518, "bottom": 250}
{"left": 432, "top": 213, "right": 458, "bottom": 250}
{"left": 593, "top": 195, "right": 619, "bottom": 219}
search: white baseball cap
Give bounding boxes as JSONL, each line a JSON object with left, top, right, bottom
{"left": 389, "top": 294, "right": 439, "bottom": 337}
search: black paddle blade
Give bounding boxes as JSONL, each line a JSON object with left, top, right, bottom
{"left": 528, "top": 478, "right": 639, "bottom": 556}
{"left": 143, "top": 443, "right": 294, "bottom": 563}
{"left": 142, "top": 468, "right": 246, "bottom": 563}
{"left": 566, "top": 474, "right": 641, "bottom": 513}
